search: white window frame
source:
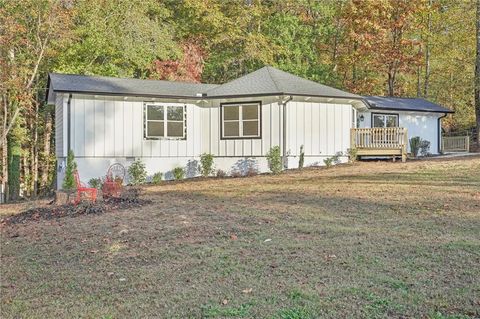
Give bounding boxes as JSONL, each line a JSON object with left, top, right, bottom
{"left": 144, "top": 103, "right": 186, "bottom": 139}
{"left": 221, "top": 102, "right": 261, "bottom": 139}
{"left": 372, "top": 113, "right": 399, "bottom": 128}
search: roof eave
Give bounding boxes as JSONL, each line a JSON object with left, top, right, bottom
{"left": 367, "top": 106, "right": 454, "bottom": 114}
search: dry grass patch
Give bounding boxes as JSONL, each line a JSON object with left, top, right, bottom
{"left": 1, "top": 156, "right": 479, "bottom": 318}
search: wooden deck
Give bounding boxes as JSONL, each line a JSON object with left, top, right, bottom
{"left": 351, "top": 127, "right": 408, "bottom": 162}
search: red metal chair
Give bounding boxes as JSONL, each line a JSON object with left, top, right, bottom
{"left": 102, "top": 163, "right": 125, "bottom": 198}
{"left": 74, "top": 170, "right": 97, "bottom": 205}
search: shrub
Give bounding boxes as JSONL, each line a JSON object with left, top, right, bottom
{"left": 324, "top": 157, "right": 334, "bottom": 168}
{"left": 199, "top": 153, "right": 215, "bottom": 177}
{"left": 409, "top": 136, "right": 421, "bottom": 157}
{"left": 298, "top": 145, "right": 305, "bottom": 169}
{"left": 420, "top": 140, "right": 431, "bottom": 156}
{"left": 62, "top": 150, "right": 77, "bottom": 190}
{"left": 152, "top": 172, "right": 163, "bottom": 184}
{"left": 173, "top": 166, "right": 185, "bottom": 180}
{"left": 332, "top": 151, "right": 342, "bottom": 164}
{"left": 88, "top": 177, "right": 103, "bottom": 189}
{"left": 347, "top": 148, "right": 358, "bottom": 163}
{"left": 230, "top": 170, "right": 243, "bottom": 178}
{"left": 128, "top": 159, "right": 147, "bottom": 185}
{"left": 266, "top": 146, "right": 282, "bottom": 174}
{"left": 216, "top": 169, "right": 227, "bottom": 178}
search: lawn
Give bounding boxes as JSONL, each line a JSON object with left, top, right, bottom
{"left": 1, "top": 157, "right": 479, "bottom": 318}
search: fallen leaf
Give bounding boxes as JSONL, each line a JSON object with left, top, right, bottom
{"left": 242, "top": 288, "right": 253, "bottom": 294}
{"left": 119, "top": 278, "right": 126, "bottom": 282}
{"left": 90, "top": 250, "right": 99, "bottom": 254}
{"left": 107, "top": 272, "right": 114, "bottom": 277}
{"left": 264, "top": 238, "right": 272, "bottom": 242}
{"left": 230, "top": 234, "right": 238, "bottom": 240}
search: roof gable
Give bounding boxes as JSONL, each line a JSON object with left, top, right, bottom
{"left": 206, "top": 66, "right": 360, "bottom": 99}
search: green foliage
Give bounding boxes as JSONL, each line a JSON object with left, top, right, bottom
{"left": 216, "top": 169, "right": 227, "bottom": 178}
{"left": 199, "top": 153, "right": 215, "bottom": 177}
{"left": 172, "top": 167, "right": 185, "bottom": 180}
{"left": 420, "top": 140, "right": 431, "bottom": 156}
{"left": 324, "top": 157, "right": 334, "bottom": 168}
{"left": 88, "top": 178, "right": 103, "bottom": 189}
{"left": 62, "top": 150, "right": 77, "bottom": 190}
{"left": 152, "top": 172, "right": 163, "bottom": 184}
{"left": 347, "top": 148, "right": 358, "bottom": 163}
{"left": 128, "top": 159, "right": 147, "bottom": 185}
{"left": 266, "top": 146, "right": 282, "bottom": 174}
{"left": 277, "top": 307, "right": 313, "bottom": 319}
{"left": 55, "top": 0, "right": 180, "bottom": 77}
{"left": 298, "top": 145, "right": 305, "bottom": 169}
{"left": 409, "top": 136, "right": 422, "bottom": 157}
{"left": 7, "top": 130, "right": 21, "bottom": 200}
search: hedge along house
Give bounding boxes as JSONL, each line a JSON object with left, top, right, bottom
{"left": 46, "top": 66, "right": 452, "bottom": 187}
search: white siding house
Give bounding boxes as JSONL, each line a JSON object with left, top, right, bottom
{"left": 47, "top": 66, "right": 452, "bottom": 188}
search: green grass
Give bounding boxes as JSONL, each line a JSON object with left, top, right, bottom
{"left": 1, "top": 157, "right": 479, "bottom": 318}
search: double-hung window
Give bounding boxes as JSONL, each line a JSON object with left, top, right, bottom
{"left": 221, "top": 102, "right": 261, "bottom": 139}
{"left": 372, "top": 113, "right": 398, "bottom": 128}
{"left": 145, "top": 103, "right": 186, "bottom": 139}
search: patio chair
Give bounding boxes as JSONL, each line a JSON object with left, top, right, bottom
{"left": 74, "top": 170, "right": 97, "bottom": 205}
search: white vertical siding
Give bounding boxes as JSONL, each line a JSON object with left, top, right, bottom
{"left": 55, "top": 93, "right": 64, "bottom": 157}
{"left": 286, "top": 102, "right": 353, "bottom": 156}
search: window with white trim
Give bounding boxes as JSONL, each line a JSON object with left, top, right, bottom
{"left": 372, "top": 113, "right": 398, "bottom": 128}
{"left": 145, "top": 104, "right": 186, "bottom": 139}
{"left": 221, "top": 102, "right": 261, "bottom": 139}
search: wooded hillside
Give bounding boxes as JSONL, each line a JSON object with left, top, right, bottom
{"left": 0, "top": 0, "right": 478, "bottom": 200}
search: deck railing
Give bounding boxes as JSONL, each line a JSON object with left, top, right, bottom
{"left": 351, "top": 127, "right": 408, "bottom": 149}
{"left": 442, "top": 136, "right": 469, "bottom": 152}
{"left": 351, "top": 127, "right": 408, "bottom": 162}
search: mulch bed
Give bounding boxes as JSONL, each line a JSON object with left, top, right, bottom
{"left": 1, "top": 188, "right": 151, "bottom": 226}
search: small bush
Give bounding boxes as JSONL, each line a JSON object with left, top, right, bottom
{"left": 199, "top": 153, "right": 215, "bottom": 177}
{"left": 420, "top": 140, "right": 431, "bottom": 156}
{"left": 88, "top": 177, "right": 103, "bottom": 189}
{"left": 63, "top": 150, "right": 77, "bottom": 190}
{"left": 128, "top": 159, "right": 147, "bottom": 185}
{"left": 298, "top": 145, "right": 305, "bottom": 169}
{"left": 409, "top": 136, "right": 421, "bottom": 157}
{"left": 230, "top": 170, "right": 243, "bottom": 178}
{"left": 152, "top": 172, "right": 163, "bottom": 184}
{"left": 266, "top": 146, "right": 282, "bottom": 174}
{"left": 347, "top": 148, "right": 358, "bottom": 163}
{"left": 324, "top": 157, "right": 334, "bottom": 168}
{"left": 172, "top": 166, "right": 185, "bottom": 180}
{"left": 332, "top": 151, "right": 342, "bottom": 164}
{"left": 216, "top": 169, "right": 227, "bottom": 178}
{"left": 245, "top": 166, "right": 258, "bottom": 177}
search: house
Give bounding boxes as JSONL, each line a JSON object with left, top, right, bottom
{"left": 46, "top": 66, "right": 453, "bottom": 187}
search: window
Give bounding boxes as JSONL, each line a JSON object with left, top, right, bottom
{"left": 145, "top": 104, "right": 186, "bottom": 139}
{"left": 372, "top": 113, "right": 398, "bottom": 128}
{"left": 221, "top": 102, "right": 261, "bottom": 139}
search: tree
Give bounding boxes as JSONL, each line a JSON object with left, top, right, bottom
{"left": 475, "top": 0, "right": 480, "bottom": 146}
{"left": 55, "top": 0, "right": 180, "bottom": 77}
{"left": 62, "top": 150, "right": 76, "bottom": 190}
{"left": 0, "top": 0, "right": 73, "bottom": 200}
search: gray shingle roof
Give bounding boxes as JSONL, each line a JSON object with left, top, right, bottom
{"left": 364, "top": 96, "right": 453, "bottom": 113}
{"left": 206, "top": 66, "right": 361, "bottom": 99}
{"left": 47, "top": 66, "right": 361, "bottom": 101}
{"left": 48, "top": 73, "right": 219, "bottom": 99}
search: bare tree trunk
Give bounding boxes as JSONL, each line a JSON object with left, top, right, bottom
{"left": 424, "top": 0, "right": 432, "bottom": 98}
{"left": 1, "top": 95, "right": 7, "bottom": 202}
{"left": 475, "top": 0, "right": 480, "bottom": 146}
{"left": 41, "top": 109, "right": 52, "bottom": 190}
{"left": 31, "top": 101, "right": 39, "bottom": 196}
